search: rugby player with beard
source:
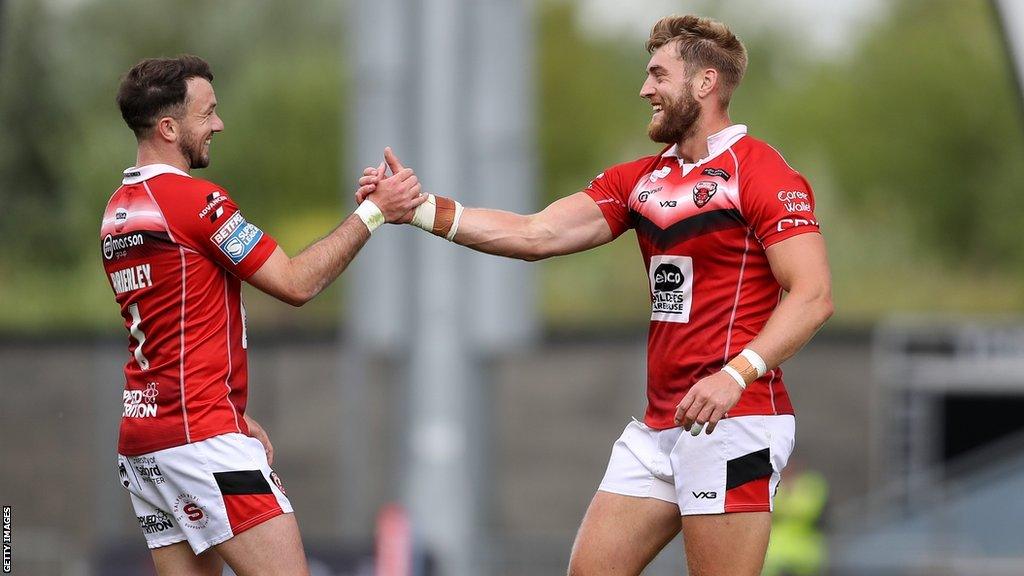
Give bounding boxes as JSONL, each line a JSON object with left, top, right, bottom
{"left": 358, "top": 14, "right": 832, "bottom": 576}
{"left": 102, "top": 55, "right": 423, "bottom": 575}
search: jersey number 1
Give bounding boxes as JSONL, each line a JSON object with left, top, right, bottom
{"left": 128, "top": 303, "right": 150, "bottom": 370}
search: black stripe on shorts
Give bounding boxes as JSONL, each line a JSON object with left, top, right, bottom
{"left": 214, "top": 470, "right": 273, "bottom": 495}
{"left": 726, "top": 448, "right": 772, "bottom": 490}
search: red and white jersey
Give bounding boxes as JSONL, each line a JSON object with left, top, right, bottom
{"left": 585, "top": 125, "right": 820, "bottom": 429}
{"left": 100, "top": 164, "right": 277, "bottom": 455}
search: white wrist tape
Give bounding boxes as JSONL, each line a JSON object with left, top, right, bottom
{"left": 355, "top": 200, "right": 385, "bottom": 234}
{"left": 411, "top": 194, "right": 463, "bottom": 241}
{"left": 722, "top": 365, "right": 747, "bottom": 391}
{"left": 739, "top": 348, "right": 768, "bottom": 378}
{"left": 447, "top": 202, "right": 464, "bottom": 241}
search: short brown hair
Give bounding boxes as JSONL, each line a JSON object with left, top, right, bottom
{"left": 116, "top": 55, "right": 213, "bottom": 138}
{"left": 646, "top": 15, "right": 747, "bottom": 106}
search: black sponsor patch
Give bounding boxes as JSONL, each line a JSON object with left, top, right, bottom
{"left": 726, "top": 448, "right": 773, "bottom": 490}
{"left": 701, "top": 167, "right": 731, "bottom": 181}
{"left": 653, "top": 264, "right": 684, "bottom": 291}
{"left": 213, "top": 470, "right": 273, "bottom": 495}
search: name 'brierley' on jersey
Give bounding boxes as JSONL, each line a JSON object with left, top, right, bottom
{"left": 100, "top": 164, "right": 277, "bottom": 456}
{"left": 584, "top": 125, "right": 820, "bottom": 429}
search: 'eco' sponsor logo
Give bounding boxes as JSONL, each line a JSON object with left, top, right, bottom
{"left": 650, "top": 255, "right": 693, "bottom": 324}
{"left": 654, "top": 264, "right": 684, "bottom": 292}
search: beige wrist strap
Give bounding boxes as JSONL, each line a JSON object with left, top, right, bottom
{"left": 411, "top": 194, "right": 464, "bottom": 241}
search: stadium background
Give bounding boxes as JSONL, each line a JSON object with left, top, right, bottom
{"left": 2, "top": 0, "right": 1024, "bottom": 574}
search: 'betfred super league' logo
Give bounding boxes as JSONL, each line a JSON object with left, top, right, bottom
{"left": 692, "top": 181, "right": 717, "bottom": 208}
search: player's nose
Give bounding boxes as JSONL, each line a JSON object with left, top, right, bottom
{"left": 639, "top": 78, "right": 655, "bottom": 99}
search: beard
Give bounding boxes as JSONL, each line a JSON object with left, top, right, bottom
{"left": 178, "top": 130, "right": 210, "bottom": 169}
{"left": 647, "top": 88, "right": 701, "bottom": 145}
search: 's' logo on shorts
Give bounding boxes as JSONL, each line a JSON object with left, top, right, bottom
{"left": 173, "top": 493, "right": 209, "bottom": 530}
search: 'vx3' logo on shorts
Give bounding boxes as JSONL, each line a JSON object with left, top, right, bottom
{"left": 692, "top": 491, "right": 718, "bottom": 499}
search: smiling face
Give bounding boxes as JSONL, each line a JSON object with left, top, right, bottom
{"left": 176, "top": 77, "right": 223, "bottom": 169}
{"left": 640, "top": 42, "right": 701, "bottom": 145}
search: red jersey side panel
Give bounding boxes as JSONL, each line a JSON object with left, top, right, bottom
{"left": 101, "top": 165, "right": 277, "bottom": 455}
{"left": 585, "top": 127, "right": 821, "bottom": 429}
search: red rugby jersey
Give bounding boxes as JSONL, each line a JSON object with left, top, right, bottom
{"left": 100, "top": 164, "right": 277, "bottom": 455}
{"left": 585, "top": 125, "right": 820, "bottom": 429}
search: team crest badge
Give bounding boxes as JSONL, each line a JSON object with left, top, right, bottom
{"left": 692, "top": 181, "right": 717, "bottom": 208}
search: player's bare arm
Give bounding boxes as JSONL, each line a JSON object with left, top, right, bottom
{"left": 248, "top": 167, "right": 425, "bottom": 306}
{"left": 676, "top": 232, "right": 833, "bottom": 434}
{"left": 356, "top": 148, "right": 614, "bottom": 260}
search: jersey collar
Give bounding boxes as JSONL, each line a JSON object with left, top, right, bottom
{"left": 122, "top": 164, "right": 191, "bottom": 185}
{"left": 660, "top": 124, "right": 748, "bottom": 165}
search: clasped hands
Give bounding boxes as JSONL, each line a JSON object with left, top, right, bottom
{"left": 356, "top": 147, "right": 425, "bottom": 224}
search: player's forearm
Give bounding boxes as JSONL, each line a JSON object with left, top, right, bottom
{"left": 283, "top": 214, "right": 370, "bottom": 306}
{"left": 744, "top": 286, "right": 833, "bottom": 371}
{"left": 451, "top": 207, "right": 554, "bottom": 261}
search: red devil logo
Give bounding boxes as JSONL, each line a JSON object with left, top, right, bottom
{"left": 692, "top": 181, "right": 717, "bottom": 208}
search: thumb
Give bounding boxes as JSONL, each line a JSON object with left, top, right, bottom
{"left": 384, "top": 146, "right": 405, "bottom": 174}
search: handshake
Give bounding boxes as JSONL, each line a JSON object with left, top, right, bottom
{"left": 353, "top": 146, "right": 463, "bottom": 241}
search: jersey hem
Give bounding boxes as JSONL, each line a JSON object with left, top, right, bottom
{"left": 761, "top": 228, "right": 821, "bottom": 250}
{"left": 642, "top": 408, "right": 795, "bottom": 431}
{"left": 118, "top": 429, "right": 245, "bottom": 457}
{"left": 234, "top": 239, "right": 277, "bottom": 280}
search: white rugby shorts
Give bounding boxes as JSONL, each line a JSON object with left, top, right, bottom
{"left": 598, "top": 415, "right": 795, "bottom": 515}
{"left": 117, "top": 433, "right": 293, "bottom": 554}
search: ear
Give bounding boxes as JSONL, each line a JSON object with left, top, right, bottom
{"left": 155, "top": 116, "right": 179, "bottom": 143}
{"left": 695, "top": 68, "right": 718, "bottom": 100}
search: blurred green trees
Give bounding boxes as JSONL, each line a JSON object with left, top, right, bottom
{"left": 0, "top": 0, "right": 1021, "bottom": 332}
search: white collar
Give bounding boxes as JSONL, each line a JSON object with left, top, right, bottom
{"left": 661, "top": 124, "right": 748, "bottom": 164}
{"left": 122, "top": 164, "right": 191, "bottom": 185}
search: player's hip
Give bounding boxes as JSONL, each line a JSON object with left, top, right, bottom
{"left": 117, "top": 432, "right": 291, "bottom": 554}
{"left": 598, "top": 415, "right": 795, "bottom": 515}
